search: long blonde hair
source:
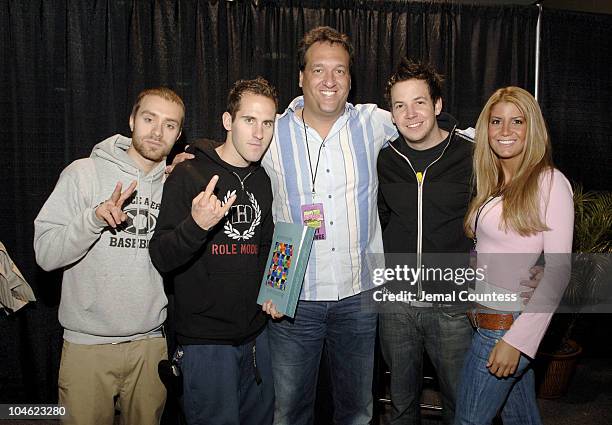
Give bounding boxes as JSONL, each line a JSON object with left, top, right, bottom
{"left": 464, "top": 86, "right": 554, "bottom": 238}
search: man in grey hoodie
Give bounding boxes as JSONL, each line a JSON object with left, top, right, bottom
{"left": 34, "top": 87, "right": 185, "bottom": 425}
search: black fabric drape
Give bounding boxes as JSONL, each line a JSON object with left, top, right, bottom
{"left": 539, "top": 8, "right": 612, "bottom": 191}
{"left": 1, "top": 0, "right": 537, "bottom": 409}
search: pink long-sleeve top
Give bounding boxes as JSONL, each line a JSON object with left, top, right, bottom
{"left": 473, "top": 168, "right": 574, "bottom": 358}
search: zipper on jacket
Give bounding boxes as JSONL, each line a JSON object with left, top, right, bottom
{"left": 387, "top": 126, "right": 456, "bottom": 299}
{"left": 415, "top": 171, "right": 424, "bottom": 297}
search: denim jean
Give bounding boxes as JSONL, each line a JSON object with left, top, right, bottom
{"left": 267, "top": 293, "right": 378, "bottom": 425}
{"left": 179, "top": 328, "right": 274, "bottom": 425}
{"left": 454, "top": 325, "right": 542, "bottom": 425}
{"left": 379, "top": 304, "right": 473, "bottom": 425}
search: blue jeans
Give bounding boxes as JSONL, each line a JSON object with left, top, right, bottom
{"left": 179, "top": 328, "right": 274, "bottom": 425}
{"left": 454, "top": 326, "right": 542, "bottom": 425}
{"left": 379, "top": 305, "right": 473, "bottom": 425}
{"left": 268, "top": 293, "right": 377, "bottom": 425}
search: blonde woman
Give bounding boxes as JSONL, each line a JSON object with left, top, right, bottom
{"left": 454, "top": 87, "right": 574, "bottom": 425}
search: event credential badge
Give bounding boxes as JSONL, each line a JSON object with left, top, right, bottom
{"left": 301, "top": 203, "right": 326, "bottom": 240}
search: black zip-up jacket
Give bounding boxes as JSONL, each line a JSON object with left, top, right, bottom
{"left": 150, "top": 141, "right": 273, "bottom": 345}
{"left": 377, "top": 112, "right": 474, "bottom": 256}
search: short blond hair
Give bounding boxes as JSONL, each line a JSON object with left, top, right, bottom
{"left": 131, "top": 87, "right": 185, "bottom": 127}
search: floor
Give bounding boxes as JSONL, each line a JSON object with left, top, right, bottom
{"left": 1, "top": 357, "right": 609, "bottom": 425}
{"left": 374, "top": 357, "right": 612, "bottom": 425}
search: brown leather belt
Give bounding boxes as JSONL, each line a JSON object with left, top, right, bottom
{"left": 467, "top": 311, "right": 514, "bottom": 330}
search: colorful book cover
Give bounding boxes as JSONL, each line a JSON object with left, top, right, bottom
{"left": 256, "top": 222, "right": 315, "bottom": 318}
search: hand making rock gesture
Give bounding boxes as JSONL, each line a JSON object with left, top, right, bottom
{"left": 191, "top": 175, "right": 236, "bottom": 230}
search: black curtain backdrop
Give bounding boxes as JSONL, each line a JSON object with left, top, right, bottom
{"left": 539, "top": 8, "right": 612, "bottom": 191}
{"left": 1, "top": 0, "right": 604, "bottom": 412}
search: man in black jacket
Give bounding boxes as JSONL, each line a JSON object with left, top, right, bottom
{"left": 376, "top": 59, "right": 474, "bottom": 425}
{"left": 149, "top": 77, "right": 278, "bottom": 425}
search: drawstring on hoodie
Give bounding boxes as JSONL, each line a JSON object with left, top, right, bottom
{"left": 232, "top": 171, "right": 253, "bottom": 191}
{"left": 135, "top": 171, "right": 141, "bottom": 255}
{"left": 134, "top": 171, "right": 154, "bottom": 256}
{"left": 148, "top": 178, "right": 153, "bottom": 242}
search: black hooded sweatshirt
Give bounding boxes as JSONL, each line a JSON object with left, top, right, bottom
{"left": 150, "top": 141, "right": 273, "bottom": 345}
{"left": 377, "top": 113, "right": 474, "bottom": 298}
{"left": 377, "top": 112, "right": 474, "bottom": 254}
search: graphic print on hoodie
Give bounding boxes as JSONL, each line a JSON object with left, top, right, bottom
{"left": 149, "top": 141, "right": 274, "bottom": 345}
{"left": 34, "top": 135, "right": 168, "bottom": 344}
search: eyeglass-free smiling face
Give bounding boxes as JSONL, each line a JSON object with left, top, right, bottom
{"left": 299, "top": 41, "right": 351, "bottom": 123}
{"left": 487, "top": 101, "right": 527, "bottom": 174}
{"left": 390, "top": 78, "right": 443, "bottom": 150}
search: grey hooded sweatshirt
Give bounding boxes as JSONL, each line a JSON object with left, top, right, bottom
{"left": 34, "top": 135, "right": 167, "bottom": 344}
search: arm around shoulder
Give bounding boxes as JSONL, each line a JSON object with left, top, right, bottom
{"left": 369, "top": 105, "right": 397, "bottom": 144}
{"left": 148, "top": 164, "right": 211, "bottom": 273}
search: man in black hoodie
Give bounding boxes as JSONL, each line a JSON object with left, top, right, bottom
{"left": 149, "top": 77, "right": 278, "bottom": 425}
{"left": 376, "top": 59, "right": 475, "bottom": 425}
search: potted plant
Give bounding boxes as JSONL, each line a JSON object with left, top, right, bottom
{"left": 535, "top": 183, "right": 612, "bottom": 398}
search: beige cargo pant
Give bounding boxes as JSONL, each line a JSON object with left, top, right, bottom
{"left": 58, "top": 338, "right": 167, "bottom": 425}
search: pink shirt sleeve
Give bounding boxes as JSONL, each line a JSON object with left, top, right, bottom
{"left": 502, "top": 169, "right": 574, "bottom": 358}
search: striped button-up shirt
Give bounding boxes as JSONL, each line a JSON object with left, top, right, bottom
{"left": 262, "top": 96, "right": 398, "bottom": 300}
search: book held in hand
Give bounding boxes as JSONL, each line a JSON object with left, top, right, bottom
{"left": 257, "top": 222, "right": 315, "bottom": 318}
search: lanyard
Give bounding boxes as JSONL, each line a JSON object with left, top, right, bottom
{"left": 302, "top": 110, "right": 327, "bottom": 196}
{"left": 473, "top": 194, "right": 501, "bottom": 248}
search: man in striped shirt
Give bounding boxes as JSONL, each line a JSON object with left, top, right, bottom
{"left": 263, "top": 27, "right": 398, "bottom": 425}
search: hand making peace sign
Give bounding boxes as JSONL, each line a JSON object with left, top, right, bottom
{"left": 95, "top": 181, "right": 138, "bottom": 228}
